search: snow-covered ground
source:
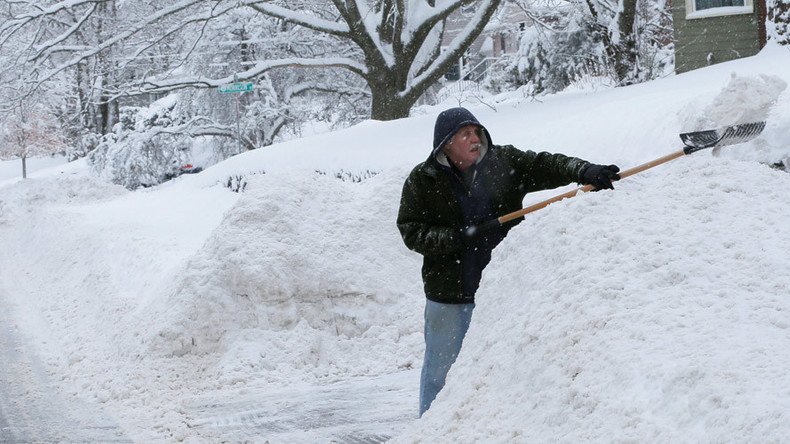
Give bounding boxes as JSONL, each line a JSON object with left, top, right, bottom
{"left": 0, "top": 155, "right": 68, "bottom": 184}
{"left": 1, "top": 43, "right": 789, "bottom": 442}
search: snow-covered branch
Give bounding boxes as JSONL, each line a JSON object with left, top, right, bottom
{"left": 17, "top": 0, "right": 206, "bottom": 91}
{"left": 400, "top": 0, "right": 476, "bottom": 62}
{"left": 245, "top": 1, "right": 350, "bottom": 36}
{"left": 0, "top": 0, "right": 104, "bottom": 46}
{"left": 2, "top": 0, "right": 514, "bottom": 125}
{"left": 27, "top": 2, "right": 98, "bottom": 62}
{"left": 403, "top": 0, "right": 502, "bottom": 101}
{"left": 137, "top": 57, "right": 368, "bottom": 94}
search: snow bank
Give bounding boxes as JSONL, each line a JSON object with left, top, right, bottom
{"left": 395, "top": 45, "right": 790, "bottom": 443}
{"left": 394, "top": 156, "right": 790, "bottom": 442}
{"left": 139, "top": 169, "right": 424, "bottom": 385}
{"left": 0, "top": 173, "right": 241, "bottom": 441}
{"left": 0, "top": 174, "right": 126, "bottom": 224}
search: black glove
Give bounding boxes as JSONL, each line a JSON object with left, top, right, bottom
{"left": 460, "top": 219, "right": 501, "bottom": 246}
{"left": 579, "top": 164, "right": 621, "bottom": 190}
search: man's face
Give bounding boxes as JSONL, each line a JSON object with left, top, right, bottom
{"left": 444, "top": 125, "right": 483, "bottom": 171}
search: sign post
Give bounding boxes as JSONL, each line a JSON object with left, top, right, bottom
{"left": 218, "top": 78, "right": 255, "bottom": 153}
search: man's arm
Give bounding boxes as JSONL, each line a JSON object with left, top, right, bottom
{"left": 396, "top": 172, "right": 462, "bottom": 256}
{"left": 502, "top": 145, "right": 590, "bottom": 192}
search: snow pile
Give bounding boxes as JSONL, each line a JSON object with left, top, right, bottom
{"left": 0, "top": 174, "right": 126, "bottom": 224}
{"left": 0, "top": 166, "right": 426, "bottom": 440}
{"left": 676, "top": 66, "right": 790, "bottom": 166}
{"left": 725, "top": 84, "right": 790, "bottom": 166}
{"left": 395, "top": 156, "right": 790, "bottom": 442}
{"left": 395, "top": 48, "right": 790, "bottom": 442}
{"left": 680, "top": 73, "right": 786, "bottom": 133}
{"left": 139, "top": 169, "right": 424, "bottom": 385}
{"left": 0, "top": 174, "right": 244, "bottom": 441}
{"left": 0, "top": 174, "right": 126, "bottom": 206}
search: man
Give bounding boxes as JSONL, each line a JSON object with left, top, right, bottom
{"left": 397, "top": 107, "right": 620, "bottom": 417}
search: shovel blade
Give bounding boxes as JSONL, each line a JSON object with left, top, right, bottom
{"left": 681, "top": 121, "right": 766, "bottom": 153}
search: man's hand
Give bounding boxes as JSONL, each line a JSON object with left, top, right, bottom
{"left": 580, "top": 164, "right": 621, "bottom": 190}
{"left": 461, "top": 219, "right": 501, "bottom": 245}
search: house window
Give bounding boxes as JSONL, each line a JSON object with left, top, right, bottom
{"left": 695, "top": 0, "right": 743, "bottom": 9}
{"left": 686, "top": 0, "right": 753, "bottom": 19}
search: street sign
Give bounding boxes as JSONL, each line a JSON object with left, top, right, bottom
{"left": 218, "top": 82, "right": 254, "bottom": 93}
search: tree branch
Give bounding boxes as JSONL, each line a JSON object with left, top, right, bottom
{"left": 28, "top": 2, "right": 98, "bottom": 62}
{"left": 400, "top": 0, "right": 478, "bottom": 66}
{"left": 391, "top": 0, "right": 405, "bottom": 57}
{"left": 136, "top": 57, "right": 368, "bottom": 94}
{"left": 11, "top": 0, "right": 210, "bottom": 101}
{"left": 333, "top": 0, "right": 390, "bottom": 69}
{"left": 0, "top": 0, "right": 107, "bottom": 46}
{"left": 404, "top": 0, "right": 502, "bottom": 102}
{"left": 246, "top": 1, "right": 350, "bottom": 37}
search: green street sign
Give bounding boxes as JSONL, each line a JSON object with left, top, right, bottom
{"left": 218, "top": 82, "right": 254, "bottom": 93}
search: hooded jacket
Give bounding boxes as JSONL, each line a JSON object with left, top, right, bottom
{"left": 397, "top": 107, "right": 590, "bottom": 304}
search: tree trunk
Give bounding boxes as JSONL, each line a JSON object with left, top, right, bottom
{"left": 100, "top": 99, "right": 111, "bottom": 134}
{"left": 98, "top": 94, "right": 120, "bottom": 135}
{"left": 22, "top": 156, "right": 27, "bottom": 179}
{"left": 96, "top": 0, "right": 120, "bottom": 135}
{"left": 616, "top": 0, "right": 638, "bottom": 84}
{"left": 369, "top": 64, "right": 414, "bottom": 120}
{"left": 370, "top": 88, "right": 413, "bottom": 120}
{"left": 586, "top": 0, "right": 638, "bottom": 85}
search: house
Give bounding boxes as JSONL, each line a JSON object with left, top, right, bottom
{"left": 442, "top": 3, "right": 530, "bottom": 82}
{"left": 672, "top": 0, "right": 768, "bottom": 73}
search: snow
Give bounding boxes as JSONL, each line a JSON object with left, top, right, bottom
{"left": 1, "top": 44, "right": 790, "bottom": 442}
{"left": 394, "top": 155, "right": 790, "bottom": 442}
{"left": 679, "top": 72, "right": 787, "bottom": 132}
{"left": 0, "top": 155, "right": 69, "bottom": 183}
{"left": 246, "top": 3, "right": 350, "bottom": 35}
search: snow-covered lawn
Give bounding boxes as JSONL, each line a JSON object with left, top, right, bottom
{"left": 1, "top": 44, "right": 789, "bottom": 442}
{"left": 0, "top": 155, "right": 68, "bottom": 184}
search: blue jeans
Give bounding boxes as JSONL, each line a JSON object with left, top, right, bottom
{"left": 419, "top": 300, "right": 475, "bottom": 417}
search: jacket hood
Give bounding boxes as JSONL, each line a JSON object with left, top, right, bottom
{"left": 432, "top": 107, "right": 493, "bottom": 156}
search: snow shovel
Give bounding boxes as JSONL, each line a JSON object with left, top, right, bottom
{"left": 494, "top": 121, "right": 766, "bottom": 225}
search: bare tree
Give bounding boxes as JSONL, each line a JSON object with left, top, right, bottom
{"left": 242, "top": 0, "right": 504, "bottom": 120}
{"left": 0, "top": 1, "right": 218, "bottom": 126}
{"left": 133, "top": 0, "right": 505, "bottom": 120}
{"left": 1, "top": 0, "right": 504, "bottom": 121}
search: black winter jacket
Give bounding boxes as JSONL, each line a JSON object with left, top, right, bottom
{"left": 397, "top": 144, "right": 589, "bottom": 304}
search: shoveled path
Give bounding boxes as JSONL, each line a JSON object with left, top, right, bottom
{"left": 0, "top": 290, "right": 129, "bottom": 443}
{"left": 184, "top": 369, "right": 418, "bottom": 443}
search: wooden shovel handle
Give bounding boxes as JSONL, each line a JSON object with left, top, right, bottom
{"left": 617, "top": 149, "right": 686, "bottom": 180}
{"left": 497, "top": 149, "right": 686, "bottom": 224}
